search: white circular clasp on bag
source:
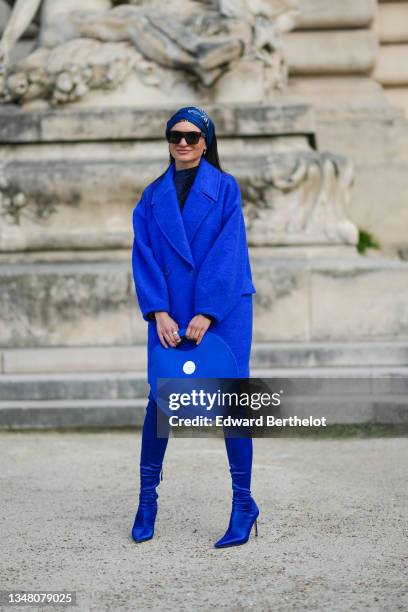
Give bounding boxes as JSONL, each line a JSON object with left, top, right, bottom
{"left": 183, "top": 360, "right": 196, "bottom": 375}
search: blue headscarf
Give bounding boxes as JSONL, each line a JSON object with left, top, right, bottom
{"left": 166, "top": 106, "right": 215, "bottom": 147}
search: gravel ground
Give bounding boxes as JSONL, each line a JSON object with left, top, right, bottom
{"left": 0, "top": 432, "right": 407, "bottom": 612}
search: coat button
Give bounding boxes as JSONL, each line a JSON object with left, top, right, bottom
{"left": 164, "top": 269, "right": 169, "bottom": 276}
{"left": 189, "top": 269, "right": 195, "bottom": 275}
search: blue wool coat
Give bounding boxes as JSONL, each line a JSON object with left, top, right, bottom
{"left": 131, "top": 156, "right": 256, "bottom": 389}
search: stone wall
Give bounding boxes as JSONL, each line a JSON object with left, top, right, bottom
{"left": 278, "top": 0, "right": 408, "bottom": 256}
{"left": 373, "top": 0, "right": 408, "bottom": 117}
{"left": 280, "top": 0, "right": 382, "bottom": 107}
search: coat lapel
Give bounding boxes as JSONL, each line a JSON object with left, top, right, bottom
{"left": 151, "top": 157, "right": 221, "bottom": 269}
{"left": 181, "top": 157, "right": 221, "bottom": 246}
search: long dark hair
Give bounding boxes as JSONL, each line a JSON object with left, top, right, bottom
{"left": 152, "top": 130, "right": 223, "bottom": 185}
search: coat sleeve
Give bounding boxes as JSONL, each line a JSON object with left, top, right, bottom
{"left": 193, "top": 176, "right": 249, "bottom": 324}
{"left": 132, "top": 191, "right": 170, "bottom": 322}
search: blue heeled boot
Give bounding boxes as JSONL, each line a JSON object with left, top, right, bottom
{"left": 214, "top": 433, "right": 259, "bottom": 548}
{"left": 131, "top": 393, "right": 170, "bottom": 543}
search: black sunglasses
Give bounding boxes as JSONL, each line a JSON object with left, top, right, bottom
{"left": 166, "top": 129, "right": 205, "bottom": 145}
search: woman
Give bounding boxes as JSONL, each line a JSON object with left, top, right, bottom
{"left": 131, "top": 105, "right": 259, "bottom": 548}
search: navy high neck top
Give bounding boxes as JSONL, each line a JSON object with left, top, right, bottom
{"left": 173, "top": 164, "right": 199, "bottom": 210}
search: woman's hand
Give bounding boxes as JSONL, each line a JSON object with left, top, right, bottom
{"left": 185, "top": 314, "right": 212, "bottom": 345}
{"left": 154, "top": 311, "right": 181, "bottom": 348}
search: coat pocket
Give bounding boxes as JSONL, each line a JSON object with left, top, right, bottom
{"left": 241, "top": 276, "right": 256, "bottom": 295}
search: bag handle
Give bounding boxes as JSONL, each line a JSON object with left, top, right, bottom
{"left": 172, "top": 327, "right": 203, "bottom": 350}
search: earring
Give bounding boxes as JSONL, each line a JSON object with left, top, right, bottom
{"left": 204, "top": 149, "right": 207, "bottom": 155}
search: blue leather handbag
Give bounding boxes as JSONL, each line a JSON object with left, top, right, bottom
{"left": 150, "top": 327, "right": 239, "bottom": 405}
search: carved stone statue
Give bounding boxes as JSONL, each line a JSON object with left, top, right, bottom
{"left": 0, "top": 0, "right": 300, "bottom": 106}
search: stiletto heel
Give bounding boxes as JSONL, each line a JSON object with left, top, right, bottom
{"left": 254, "top": 518, "right": 258, "bottom": 537}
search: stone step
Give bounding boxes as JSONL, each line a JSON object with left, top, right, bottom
{"left": 0, "top": 365, "right": 407, "bottom": 428}
{"left": 0, "top": 395, "right": 406, "bottom": 430}
{"left": 0, "top": 398, "right": 147, "bottom": 429}
{"left": 251, "top": 342, "right": 408, "bottom": 368}
{"left": 0, "top": 371, "right": 148, "bottom": 401}
{"left": 2, "top": 341, "right": 408, "bottom": 374}
{"left": 1, "top": 366, "right": 408, "bottom": 401}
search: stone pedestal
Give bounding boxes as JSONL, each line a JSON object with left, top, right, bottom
{"left": 1, "top": 103, "right": 407, "bottom": 349}
{"left": 1, "top": 248, "right": 407, "bottom": 350}
{"left": 0, "top": 104, "right": 407, "bottom": 428}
